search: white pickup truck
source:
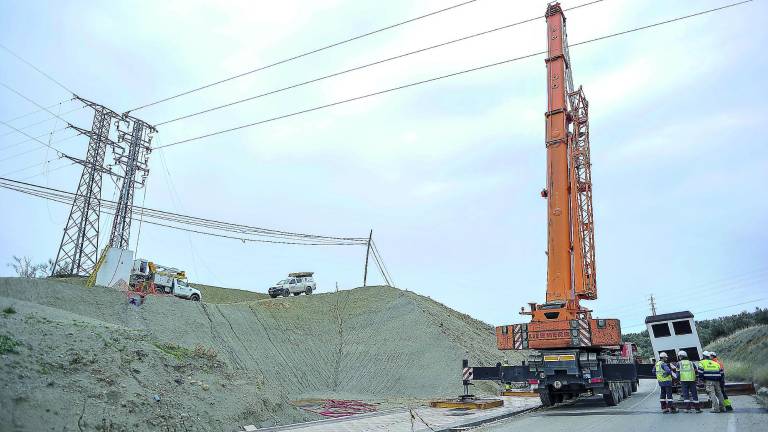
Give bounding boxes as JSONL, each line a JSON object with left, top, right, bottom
{"left": 268, "top": 272, "right": 316, "bottom": 298}
{"left": 131, "top": 259, "right": 202, "bottom": 301}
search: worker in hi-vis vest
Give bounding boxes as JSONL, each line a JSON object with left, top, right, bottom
{"left": 655, "top": 352, "right": 678, "bottom": 413}
{"left": 698, "top": 351, "right": 726, "bottom": 413}
{"left": 710, "top": 352, "right": 733, "bottom": 411}
{"left": 676, "top": 350, "right": 701, "bottom": 413}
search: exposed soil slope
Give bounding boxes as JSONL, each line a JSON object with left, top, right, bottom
{"left": 0, "top": 277, "right": 517, "bottom": 431}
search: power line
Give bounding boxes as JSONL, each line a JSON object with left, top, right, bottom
{"left": 0, "top": 83, "right": 75, "bottom": 132}
{"left": 1, "top": 98, "right": 72, "bottom": 125}
{"left": 622, "top": 298, "right": 768, "bottom": 331}
{"left": 0, "top": 42, "right": 76, "bottom": 95}
{"left": 126, "top": 0, "right": 481, "bottom": 113}
{"left": 155, "top": 0, "right": 609, "bottom": 127}
{"left": 372, "top": 239, "right": 395, "bottom": 287}
{"left": 0, "top": 105, "right": 84, "bottom": 140}
{"left": 154, "top": 0, "right": 752, "bottom": 150}
{"left": 0, "top": 176, "right": 369, "bottom": 245}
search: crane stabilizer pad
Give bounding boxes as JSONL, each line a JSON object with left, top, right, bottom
{"left": 500, "top": 391, "right": 539, "bottom": 397}
{"left": 429, "top": 399, "right": 503, "bottom": 409}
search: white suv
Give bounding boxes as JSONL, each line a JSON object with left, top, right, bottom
{"left": 268, "top": 275, "right": 316, "bottom": 298}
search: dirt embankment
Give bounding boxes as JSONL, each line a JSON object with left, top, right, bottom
{"left": 0, "top": 277, "right": 520, "bottom": 431}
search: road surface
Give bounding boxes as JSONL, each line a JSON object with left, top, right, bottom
{"left": 476, "top": 380, "right": 766, "bottom": 432}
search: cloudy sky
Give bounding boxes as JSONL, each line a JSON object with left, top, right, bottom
{"left": 1, "top": 0, "right": 766, "bottom": 332}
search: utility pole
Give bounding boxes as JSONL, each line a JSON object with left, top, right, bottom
{"left": 108, "top": 115, "right": 154, "bottom": 249}
{"left": 649, "top": 294, "right": 657, "bottom": 316}
{"left": 363, "top": 229, "right": 372, "bottom": 286}
{"left": 52, "top": 97, "right": 119, "bottom": 276}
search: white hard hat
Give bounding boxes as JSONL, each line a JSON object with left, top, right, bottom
{"left": 702, "top": 350, "right": 711, "bottom": 357}
{"left": 678, "top": 350, "right": 688, "bottom": 358}
{"left": 710, "top": 351, "right": 717, "bottom": 357}
{"left": 659, "top": 352, "right": 668, "bottom": 359}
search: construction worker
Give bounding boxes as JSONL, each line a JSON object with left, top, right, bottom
{"left": 676, "top": 350, "right": 701, "bottom": 413}
{"left": 698, "top": 351, "right": 725, "bottom": 413}
{"left": 656, "top": 352, "right": 678, "bottom": 413}
{"left": 501, "top": 359, "right": 512, "bottom": 393}
{"left": 710, "top": 352, "right": 733, "bottom": 411}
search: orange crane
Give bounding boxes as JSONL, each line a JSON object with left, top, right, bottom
{"left": 496, "top": 2, "right": 619, "bottom": 352}
{"left": 488, "top": 3, "right": 637, "bottom": 406}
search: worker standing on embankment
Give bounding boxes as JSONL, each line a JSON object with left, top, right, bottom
{"left": 711, "top": 352, "right": 734, "bottom": 411}
{"left": 676, "top": 350, "right": 701, "bottom": 413}
{"left": 699, "top": 351, "right": 726, "bottom": 413}
{"left": 656, "top": 352, "right": 678, "bottom": 413}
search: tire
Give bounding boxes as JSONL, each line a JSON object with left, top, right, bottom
{"left": 539, "top": 388, "right": 553, "bottom": 407}
{"left": 603, "top": 386, "right": 617, "bottom": 406}
{"left": 282, "top": 290, "right": 290, "bottom": 298}
{"left": 631, "top": 380, "right": 638, "bottom": 393}
{"left": 293, "top": 292, "right": 300, "bottom": 296}
{"left": 270, "top": 294, "right": 277, "bottom": 299}
{"left": 554, "top": 393, "right": 564, "bottom": 404}
{"left": 620, "top": 384, "right": 627, "bottom": 399}
{"left": 305, "top": 287, "right": 312, "bottom": 295}
{"left": 190, "top": 294, "right": 200, "bottom": 301}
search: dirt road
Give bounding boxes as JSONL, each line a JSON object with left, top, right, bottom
{"left": 477, "top": 380, "right": 767, "bottom": 432}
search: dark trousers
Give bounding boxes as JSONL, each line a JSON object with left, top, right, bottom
{"left": 680, "top": 381, "right": 699, "bottom": 407}
{"left": 659, "top": 385, "right": 673, "bottom": 406}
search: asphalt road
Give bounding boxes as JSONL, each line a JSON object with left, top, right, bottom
{"left": 476, "top": 380, "right": 766, "bottom": 432}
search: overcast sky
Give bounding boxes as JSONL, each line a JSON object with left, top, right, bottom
{"left": 1, "top": 0, "right": 766, "bottom": 333}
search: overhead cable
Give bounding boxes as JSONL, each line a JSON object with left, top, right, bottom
{"left": 0, "top": 176, "right": 369, "bottom": 245}
{"left": 155, "top": 0, "right": 752, "bottom": 150}
{"left": 125, "top": 0, "right": 481, "bottom": 113}
{"left": 0, "top": 42, "right": 76, "bottom": 95}
{"left": 156, "top": 0, "right": 608, "bottom": 126}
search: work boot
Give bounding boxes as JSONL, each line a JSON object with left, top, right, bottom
{"left": 684, "top": 402, "right": 691, "bottom": 413}
{"left": 661, "top": 401, "right": 668, "bottom": 413}
{"left": 670, "top": 405, "right": 678, "bottom": 414}
{"left": 693, "top": 403, "right": 701, "bottom": 413}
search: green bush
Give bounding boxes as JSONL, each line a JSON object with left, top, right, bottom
{"left": 2, "top": 307, "right": 16, "bottom": 315}
{"left": 0, "top": 335, "right": 20, "bottom": 354}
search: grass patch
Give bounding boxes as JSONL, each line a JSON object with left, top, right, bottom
{"left": 153, "top": 342, "right": 194, "bottom": 361}
{"left": 191, "top": 283, "right": 269, "bottom": 304}
{"left": 153, "top": 342, "right": 218, "bottom": 362}
{"left": 2, "top": 306, "right": 16, "bottom": 315}
{"left": 0, "top": 335, "right": 20, "bottom": 354}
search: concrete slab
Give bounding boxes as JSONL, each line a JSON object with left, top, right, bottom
{"left": 250, "top": 397, "right": 541, "bottom": 432}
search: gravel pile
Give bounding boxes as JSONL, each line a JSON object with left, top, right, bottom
{"left": 0, "top": 277, "right": 522, "bottom": 431}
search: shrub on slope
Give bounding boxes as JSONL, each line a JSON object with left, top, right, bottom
{"left": 706, "top": 325, "right": 768, "bottom": 387}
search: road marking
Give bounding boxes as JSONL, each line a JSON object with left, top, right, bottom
{"left": 629, "top": 382, "right": 658, "bottom": 410}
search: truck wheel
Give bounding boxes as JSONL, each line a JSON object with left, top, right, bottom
{"left": 631, "top": 380, "right": 638, "bottom": 393}
{"left": 282, "top": 291, "right": 290, "bottom": 298}
{"left": 539, "top": 388, "right": 553, "bottom": 407}
{"left": 270, "top": 294, "right": 277, "bottom": 299}
{"left": 293, "top": 292, "right": 300, "bottom": 296}
{"left": 190, "top": 294, "right": 200, "bottom": 301}
{"left": 603, "top": 387, "right": 617, "bottom": 406}
{"left": 305, "top": 288, "right": 312, "bottom": 295}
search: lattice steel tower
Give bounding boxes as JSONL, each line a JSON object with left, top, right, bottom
{"left": 52, "top": 98, "right": 119, "bottom": 276}
{"left": 108, "top": 115, "right": 154, "bottom": 249}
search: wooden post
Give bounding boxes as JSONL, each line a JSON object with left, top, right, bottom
{"left": 363, "top": 229, "right": 372, "bottom": 286}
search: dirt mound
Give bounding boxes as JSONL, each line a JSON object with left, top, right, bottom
{"left": 0, "top": 277, "right": 519, "bottom": 431}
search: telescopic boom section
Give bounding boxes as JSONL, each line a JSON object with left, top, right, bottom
{"left": 543, "top": 3, "right": 573, "bottom": 308}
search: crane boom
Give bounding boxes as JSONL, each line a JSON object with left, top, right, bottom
{"left": 495, "top": 2, "right": 620, "bottom": 351}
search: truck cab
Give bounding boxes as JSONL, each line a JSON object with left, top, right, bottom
{"left": 158, "top": 277, "right": 201, "bottom": 301}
